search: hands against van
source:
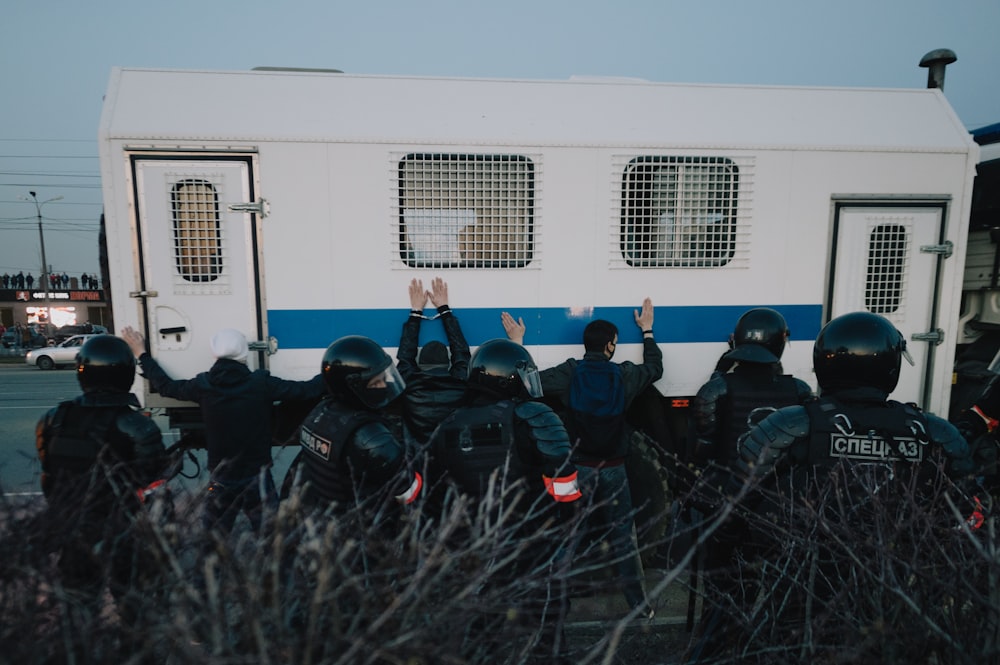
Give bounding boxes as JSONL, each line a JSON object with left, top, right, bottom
{"left": 409, "top": 279, "right": 429, "bottom": 311}
{"left": 501, "top": 311, "right": 526, "bottom": 345}
{"left": 635, "top": 297, "right": 654, "bottom": 332}
{"left": 121, "top": 326, "right": 146, "bottom": 358}
{"left": 409, "top": 277, "right": 450, "bottom": 312}
{"left": 502, "top": 297, "right": 653, "bottom": 346}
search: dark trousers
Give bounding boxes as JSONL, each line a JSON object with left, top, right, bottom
{"left": 201, "top": 470, "right": 278, "bottom": 534}
{"left": 576, "top": 463, "right": 648, "bottom": 610}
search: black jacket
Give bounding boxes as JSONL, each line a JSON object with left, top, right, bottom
{"left": 297, "top": 397, "right": 419, "bottom": 509}
{"left": 138, "top": 354, "right": 324, "bottom": 480}
{"left": 736, "top": 387, "right": 976, "bottom": 499}
{"left": 36, "top": 390, "right": 167, "bottom": 522}
{"left": 691, "top": 362, "right": 813, "bottom": 468}
{"left": 397, "top": 306, "right": 471, "bottom": 444}
{"left": 540, "top": 337, "right": 663, "bottom": 461}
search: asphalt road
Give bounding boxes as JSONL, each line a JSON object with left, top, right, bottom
{"left": 0, "top": 361, "right": 80, "bottom": 495}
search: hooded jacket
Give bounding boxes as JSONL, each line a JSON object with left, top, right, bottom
{"left": 138, "top": 354, "right": 324, "bottom": 480}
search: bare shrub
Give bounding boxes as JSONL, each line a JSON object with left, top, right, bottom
{"left": 677, "top": 462, "right": 1000, "bottom": 665}
{"left": 0, "top": 468, "right": 670, "bottom": 665}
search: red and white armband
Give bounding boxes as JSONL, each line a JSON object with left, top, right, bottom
{"left": 395, "top": 471, "right": 423, "bottom": 505}
{"left": 543, "top": 470, "right": 582, "bottom": 503}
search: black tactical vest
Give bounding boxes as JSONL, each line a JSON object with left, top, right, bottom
{"left": 790, "top": 397, "right": 934, "bottom": 501}
{"left": 40, "top": 402, "right": 136, "bottom": 503}
{"left": 431, "top": 400, "right": 521, "bottom": 500}
{"left": 720, "top": 372, "right": 803, "bottom": 465}
{"left": 298, "top": 400, "right": 381, "bottom": 505}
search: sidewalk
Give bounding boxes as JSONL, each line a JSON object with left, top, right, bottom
{"left": 565, "top": 568, "right": 694, "bottom": 662}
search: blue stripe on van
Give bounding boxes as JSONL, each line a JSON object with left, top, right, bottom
{"left": 268, "top": 304, "right": 824, "bottom": 350}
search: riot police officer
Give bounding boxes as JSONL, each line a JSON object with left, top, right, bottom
{"left": 35, "top": 334, "right": 168, "bottom": 653}
{"left": 690, "top": 307, "right": 813, "bottom": 470}
{"left": 951, "top": 369, "right": 1000, "bottom": 494}
{"left": 681, "top": 308, "right": 813, "bottom": 656}
{"left": 429, "top": 338, "right": 580, "bottom": 505}
{"left": 737, "top": 311, "right": 973, "bottom": 492}
{"left": 426, "top": 339, "right": 580, "bottom": 663}
{"left": 687, "top": 312, "right": 974, "bottom": 662}
{"left": 291, "top": 335, "right": 422, "bottom": 511}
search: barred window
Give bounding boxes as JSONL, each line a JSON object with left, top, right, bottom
{"left": 398, "top": 154, "right": 534, "bottom": 268}
{"left": 171, "top": 179, "right": 222, "bottom": 282}
{"left": 865, "top": 223, "right": 908, "bottom": 314}
{"left": 620, "top": 156, "right": 738, "bottom": 267}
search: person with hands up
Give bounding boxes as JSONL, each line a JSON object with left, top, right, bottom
{"left": 397, "top": 277, "right": 471, "bottom": 445}
{"left": 502, "top": 297, "right": 662, "bottom": 618}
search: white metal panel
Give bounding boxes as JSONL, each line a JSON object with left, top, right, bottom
{"left": 830, "top": 206, "right": 943, "bottom": 408}
{"left": 134, "top": 159, "right": 260, "bottom": 405}
{"left": 100, "top": 68, "right": 974, "bottom": 153}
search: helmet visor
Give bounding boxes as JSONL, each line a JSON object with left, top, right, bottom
{"left": 356, "top": 362, "right": 406, "bottom": 409}
{"left": 516, "top": 362, "right": 543, "bottom": 399}
{"left": 900, "top": 337, "right": 914, "bottom": 367}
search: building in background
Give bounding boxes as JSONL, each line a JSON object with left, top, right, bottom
{"left": 0, "top": 280, "right": 108, "bottom": 334}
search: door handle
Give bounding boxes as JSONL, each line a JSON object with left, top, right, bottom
{"left": 911, "top": 328, "right": 944, "bottom": 345}
{"left": 248, "top": 336, "right": 279, "bottom": 355}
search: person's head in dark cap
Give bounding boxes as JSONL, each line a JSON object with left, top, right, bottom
{"left": 417, "top": 341, "right": 449, "bottom": 368}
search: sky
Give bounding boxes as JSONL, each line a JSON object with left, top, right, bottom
{"left": 1, "top": 0, "right": 998, "bottom": 283}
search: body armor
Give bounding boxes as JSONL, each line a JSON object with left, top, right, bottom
{"left": 432, "top": 400, "right": 522, "bottom": 499}
{"left": 787, "top": 397, "right": 935, "bottom": 500}
{"left": 719, "top": 372, "right": 804, "bottom": 464}
{"left": 298, "top": 398, "right": 395, "bottom": 506}
{"left": 38, "top": 400, "right": 162, "bottom": 502}
{"left": 431, "top": 398, "right": 578, "bottom": 503}
{"left": 692, "top": 367, "right": 809, "bottom": 467}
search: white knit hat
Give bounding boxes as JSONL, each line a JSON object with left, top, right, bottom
{"left": 210, "top": 328, "right": 249, "bottom": 363}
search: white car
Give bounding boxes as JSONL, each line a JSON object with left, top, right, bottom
{"left": 25, "top": 334, "right": 98, "bottom": 370}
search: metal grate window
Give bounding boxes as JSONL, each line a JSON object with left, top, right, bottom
{"left": 865, "top": 223, "right": 909, "bottom": 314}
{"left": 398, "top": 154, "right": 535, "bottom": 268}
{"left": 620, "top": 156, "right": 739, "bottom": 267}
{"left": 171, "top": 179, "right": 222, "bottom": 282}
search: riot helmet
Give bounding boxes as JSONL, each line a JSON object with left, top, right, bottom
{"left": 726, "top": 307, "right": 789, "bottom": 364}
{"left": 467, "top": 339, "right": 543, "bottom": 400}
{"left": 76, "top": 334, "right": 136, "bottom": 394}
{"left": 813, "top": 311, "right": 911, "bottom": 394}
{"left": 322, "top": 335, "right": 405, "bottom": 409}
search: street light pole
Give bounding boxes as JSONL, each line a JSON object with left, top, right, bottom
{"left": 28, "top": 191, "right": 63, "bottom": 339}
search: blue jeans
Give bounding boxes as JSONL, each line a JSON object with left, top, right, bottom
{"left": 576, "top": 463, "right": 648, "bottom": 609}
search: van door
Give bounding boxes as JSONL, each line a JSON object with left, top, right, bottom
{"left": 132, "top": 157, "right": 263, "bottom": 405}
{"left": 829, "top": 203, "right": 948, "bottom": 408}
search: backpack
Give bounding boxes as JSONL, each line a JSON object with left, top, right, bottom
{"left": 567, "top": 360, "right": 627, "bottom": 458}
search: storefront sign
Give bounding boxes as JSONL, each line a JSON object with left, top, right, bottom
{"left": 0, "top": 289, "right": 105, "bottom": 303}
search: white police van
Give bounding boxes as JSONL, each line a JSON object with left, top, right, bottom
{"left": 97, "top": 64, "right": 979, "bottom": 493}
